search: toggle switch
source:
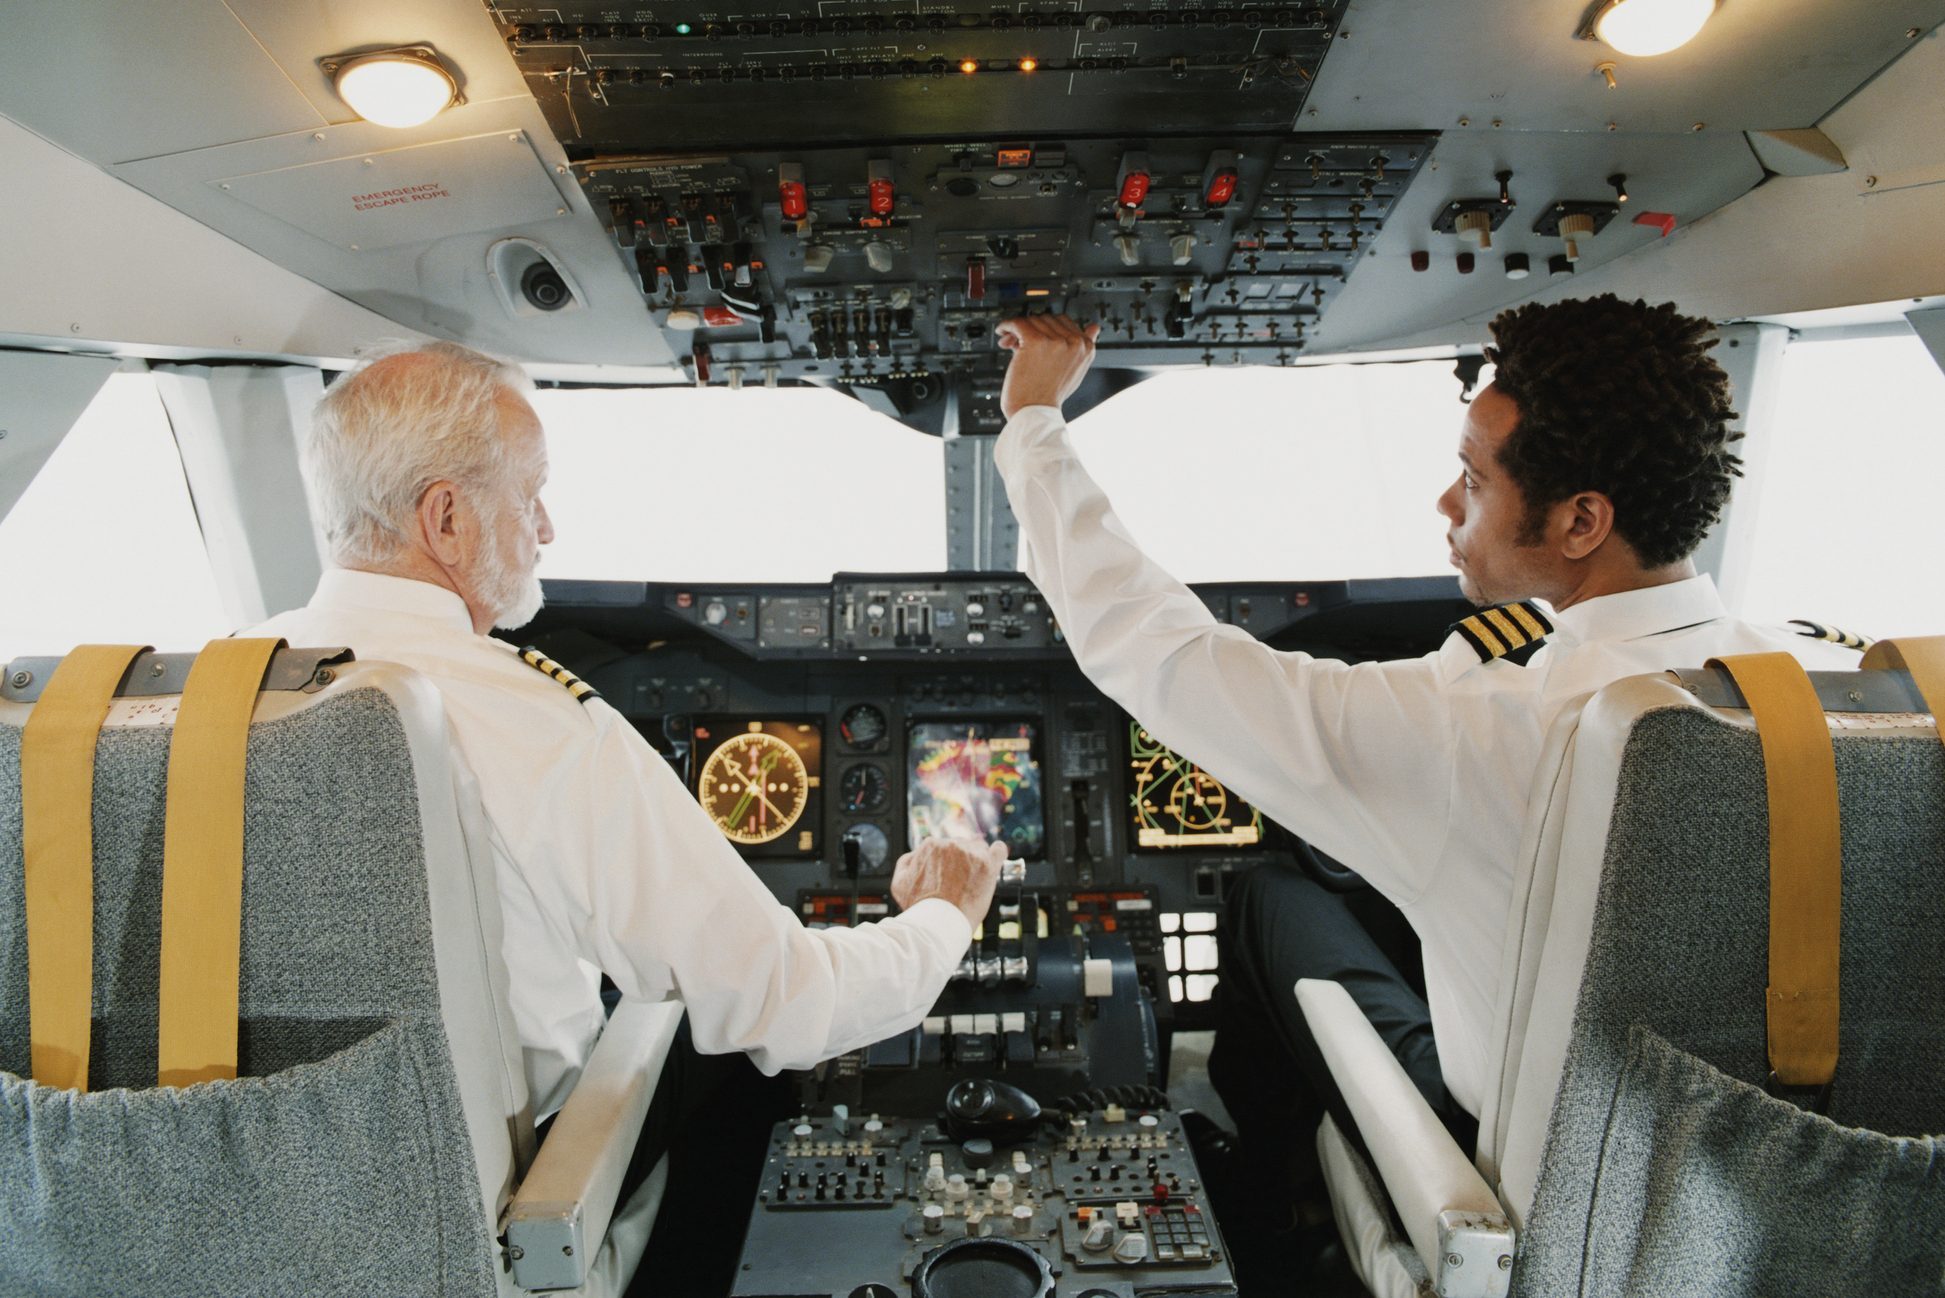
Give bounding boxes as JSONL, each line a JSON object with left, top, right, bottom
{"left": 634, "top": 246, "right": 664, "bottom": 295}
{"left": 1169, "top": 233, "right": 1197, "bottom": 266}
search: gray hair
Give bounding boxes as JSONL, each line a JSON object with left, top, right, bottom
{"left": 303, "top": 340, "right": 535, "bottom": 566}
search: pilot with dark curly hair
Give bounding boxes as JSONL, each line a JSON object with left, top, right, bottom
{"left": 990, "top": 296, "right": 1860, "bottom": 1265}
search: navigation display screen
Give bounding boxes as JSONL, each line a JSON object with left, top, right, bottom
{"left": 1128, "top": 723, "right": 1265, "bottom": 850}
{"left": 907, "top": 721, "right": 1045, "bottom": 857}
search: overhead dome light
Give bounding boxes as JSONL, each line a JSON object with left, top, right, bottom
{"left": 1589, "top": 0, "right": 1717, "bottom": 57}
{"left": 330, "top": 48, "right": 459, "bottom": 128}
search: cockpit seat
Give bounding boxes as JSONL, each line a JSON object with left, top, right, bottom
{"left": 1300, "top": 651, "right": 1945, "bottom": 1297}
{"left": 0, "top": 645, "right": 681, "bottom": 1297}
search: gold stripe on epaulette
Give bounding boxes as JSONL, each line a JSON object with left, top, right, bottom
{"left": 1507, "top": 602, "right": 1550, "bottom": 640}
{"left": 1455, "top": 614, "right": 1506, "bottom": 659}
{"left": 1482, "top": 606, "right": 1528, "bottom": 649}
{"left": 1789, "top": 620, "right": 1874, "bottom": 651}
{"left": 518, "top": 646, "right": 602, "bottom": 705}
{"left": 1451, "top": 600, "right": 1553, "bottom": 664}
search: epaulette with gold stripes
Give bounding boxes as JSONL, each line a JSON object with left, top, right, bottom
{"left": 1788, "top": 619, "right": 1873, "bottom": 651}
{"left": 1449, "top": 600, "right": 1553, "bottom": 664}
{"left": 518, "top": 646, "right": 601, "bottom": 705}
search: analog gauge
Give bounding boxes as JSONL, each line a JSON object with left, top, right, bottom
{"left": 839, "top": 762, "right": 891, "bottom": 815}
{"left": 839, "top": 703, "right": 889, "bottom": 749}
{"left": 842, "top": 823, "right": 892, "bottom": 875}
{"left": 700, "top": 729, "right": 811, "bottom": 845}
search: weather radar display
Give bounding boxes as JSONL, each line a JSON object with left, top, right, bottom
{"left": 907, "top": 722, "right": 1044, "bottom": 856}
{"left": 1128, "top": 723, "right": 1263, "bottom": 850}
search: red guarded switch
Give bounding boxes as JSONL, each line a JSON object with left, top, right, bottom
{"left": 1118, "top": 170, "right": 1151, "bottom": 209}
{"left": 867, "top": 159, "right": 896, "bottom": 217}
{"left": 1204, "top": 168, "right": 1239, "bottom": 208}
{"left": 1632, "top": 210, "right": 1678, "bottom": 237}
{"left": 778, "top": 162, "right": 808, "bottom": 220}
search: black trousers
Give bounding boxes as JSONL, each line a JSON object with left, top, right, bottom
{"left": 1207, "top": 863, "right": 1474, "bottom": 1200}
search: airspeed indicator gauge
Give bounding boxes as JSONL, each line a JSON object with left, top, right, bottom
{"left": 701, "top": 728, "right": 812, "bottom": 845}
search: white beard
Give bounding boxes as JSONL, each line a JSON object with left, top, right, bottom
{"left": 475, "top": 506, "right": 545, "bottom": 631}
{"left": 490, "top": 568, "right": 545, "bottom": 632}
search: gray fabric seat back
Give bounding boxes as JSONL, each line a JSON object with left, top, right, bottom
{"left": 0, "top": 672, "right": 502, "bottom": 1297}
{"left": 1508, "top": 684, "right": 1945, "bottom": 1297}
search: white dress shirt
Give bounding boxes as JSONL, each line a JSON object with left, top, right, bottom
{"left": 995, "top": 405, "right": 1858, "bottom": 1117}
{"left": 253, "top": 569, "right": 972, "bottom": 1116}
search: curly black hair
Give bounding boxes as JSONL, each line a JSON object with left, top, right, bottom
{"left": 1486, "top": 294, "right": 1741, "bottom": 569}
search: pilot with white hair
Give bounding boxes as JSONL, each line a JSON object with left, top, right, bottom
{"left": 251, "top": 343, "right": 1001, "bottom": 1267}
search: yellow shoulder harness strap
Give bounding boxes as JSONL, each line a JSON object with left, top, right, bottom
{"left": 21, "top": 644, "right": 150, "bottom": 1092}
{"left": 1709, "top": 652, "right": 1842, "bottom": 1090}
{"left": 157, "top": 638, "right": 284, "bottom": 1088}
{"left": 1860, "top": 636, "right": 1945, "bottom": 727}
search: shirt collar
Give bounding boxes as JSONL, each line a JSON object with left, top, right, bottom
{"left": 1546, "top": 573, "right": 1728, "bottom": 646}
{"left": 308, "top": 568, "right": 476, "bottom": 634}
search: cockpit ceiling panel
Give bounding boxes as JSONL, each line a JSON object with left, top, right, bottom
{"left": 1319, "top": 128, "right": 1767, "bottom": 353}
{"left": 211, "top": 132, "right": 572, "bottom": 254}
{"left": 491, "top": 2, "right": 1348, "bottom": 151}
{"left": 0, "top": 2, "right": 328, "bottom": 165}
{"left": 1304, "top": 2, "right": 1943, "bottom": 137}
{"left": 111, "top": 99, "right": 678, "bottom": 370}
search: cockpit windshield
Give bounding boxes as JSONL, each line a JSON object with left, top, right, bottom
{"left": 534, "top": 358, "right": 1469, "bottom": 584}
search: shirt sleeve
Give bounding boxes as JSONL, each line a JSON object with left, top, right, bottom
{"left": 994, "top": 405, "right": 1457, "bottom": 901}
{"left": 510, "top": 701, "right": 974, "bottom": 1074}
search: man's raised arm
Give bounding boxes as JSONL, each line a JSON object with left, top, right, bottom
{"left": 990, "top": 315, "right": 1456, "bottom": 900}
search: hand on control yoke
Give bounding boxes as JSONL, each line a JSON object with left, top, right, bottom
{"left": 995, "top": 314, "right": 1100, "bottom": 421}
{"left": 892, "top": 837, "right": 1007, "bottom": 929}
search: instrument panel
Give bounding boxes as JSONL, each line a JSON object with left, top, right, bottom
{"left": 534, "top": 571, "right": 1465, "bottom": 1022}
{"left": 491, "top": 0, "right": 1433, "bottom": 417}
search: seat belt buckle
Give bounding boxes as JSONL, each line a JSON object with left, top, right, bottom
{"left": 1765, "top": 1070, "right": 1834, "bottom": 1116}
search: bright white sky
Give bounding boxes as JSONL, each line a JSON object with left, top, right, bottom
{"left": 534, "top": 357, "right": 1469, "bottom": 584}
{"left": 1067, "top": 360, "right": 1463, "bottom": 582}
{"left": 0, "top": 374, "right": 231, "bottom": 660}
{"left": 1737, "top": 334, "right": 1945, "bottom": 637}
{"left": 2, "top": 332, "right": 1941, "bottom": 664}
{"left": 532, "top": 383, "right": 946, "bottom": 582}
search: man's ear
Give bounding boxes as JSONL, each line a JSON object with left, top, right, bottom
{"left": 418, "top": 480, "right": 464, "bottom": 567}
{"left": 1557, "top": 490, "right": 1617, "bottom": 561}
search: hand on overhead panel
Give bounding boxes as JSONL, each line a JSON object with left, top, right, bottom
{"left": 892, "top": 837, "right": 1006, "bottom": 928}
{"left": 995, "top": 314, "right": 1101, "bottom": 420}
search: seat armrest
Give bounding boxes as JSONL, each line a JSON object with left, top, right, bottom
{"left": 1296, "top": 979, "right": 1513, "bottom": 1298}
{"left": 505, "top": 1000, "right": 685, "bottom": 1292}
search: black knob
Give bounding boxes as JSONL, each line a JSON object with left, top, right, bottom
{"left": 519, "top": 262, "right": 572, "bottom": 311}
{"left": 960, "top": 1138, "right": 996, "bottom": 1169}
